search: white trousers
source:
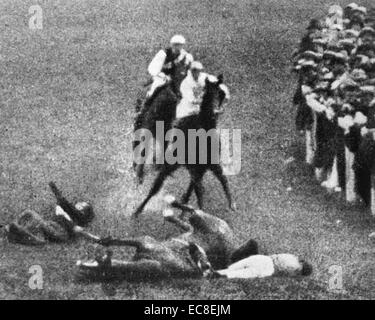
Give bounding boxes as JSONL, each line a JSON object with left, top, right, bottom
{"left": 176, "top": 99, "right": 200, "bottom": 119}
{"left": 146, "top": 74, "right": 170, "bottom": 97}
{"left": 217, "top": 255, "right": 275, "bottom": 279}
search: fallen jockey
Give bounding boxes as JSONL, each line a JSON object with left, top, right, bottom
{"left": 175, "top": 61, "right": 230, "bottom": 119}
{"left": 2, "top": 182, "right": 100, "bottom": 245}
{"left": 146, "top": 35, "right": 193, "bottom": 101}
{"left": 76, "top": 195, "right": 261, "bottom": 280}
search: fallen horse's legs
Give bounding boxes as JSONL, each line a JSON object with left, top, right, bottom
{"left": 78, "top": 258, "right": 164, "bottom": 280}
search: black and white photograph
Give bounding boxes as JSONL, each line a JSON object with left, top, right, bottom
{"left": 0, "top": 0, "right": 375, "bottom": 302}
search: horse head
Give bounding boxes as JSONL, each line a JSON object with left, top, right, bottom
{"left": 201, "top": 74, "right": 229, "bottom": 119}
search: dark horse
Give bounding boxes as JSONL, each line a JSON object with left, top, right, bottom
{"left": 133, "top": 75, "right": 235, "bottom": 217}
{"left": 133, "top": 58, "right": 189, "bottom": 184}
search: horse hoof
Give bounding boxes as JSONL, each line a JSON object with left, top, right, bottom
{"left": 230, "top": 203, "right": 237, "bottom": 212}
{"left": 133, "top": 208, "right": 142, "bottom": 218}
{"left": 134, "top": 176, "right": 143, "bottom": 186}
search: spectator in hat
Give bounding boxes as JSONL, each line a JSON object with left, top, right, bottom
{"left": 347, "top": 14, "right": 365, "bottom": 31}
{"left": 344, "top": 28, "right": 360, "bottom": 39}
{"left": 352, "top": 6, "right": 367, "bottom": 22}
{"left": 293, "top": 19, "right": 323, "bottom": 59}
{"left": 351, "top": 68, "right": 369, "bottom": 85}
{"left": 312, "top": 37, "right": 328, "bottom": 54}
{"left": 344, "top": 3, "right": 359, "bottom": 22}
{"left": 326, "top": 5, "right": 344, "bottom": 30}
{"left": 329, "top": 51, "right": 350, "bottom": 90}
{"left": 355, "top": 43, "right": 375, "bottom": 59}
{"left": 358, "top": 85, "right": 375, "bottom": 112}
{"left": 358, "top": 27, "right": 375, "bottom": 47}
{"left": 365, "top": 8, "right": 375, "bottom": 28}
{"left": 294, "top": 60, "right": 319, "bottom": 131}
{"left": 364, "top": 59, "right": 375, "bottom": 83}
{"left": 338, "top": 39, "right": 357, "bottom": 55}
{"left": 293, "top": 59, "right": 318, "bottom": 132}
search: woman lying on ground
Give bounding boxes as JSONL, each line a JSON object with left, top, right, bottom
{"left": 189, "top": 243, "right": 313, "bottom": 279}
{"left": 2, "top": 182, "right": 100, "bottom": 245}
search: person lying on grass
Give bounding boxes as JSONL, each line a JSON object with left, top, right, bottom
{"left": 189, "top": 243, "right": 313, "bottom": 279}
{"left": 1, "top": 182, "right": 100, "bottom": 245}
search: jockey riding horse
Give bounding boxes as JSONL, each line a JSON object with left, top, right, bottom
{"left": 133, "top": 35, "right": 192, "bottom": 184}
{"left": 133, "top": 75, "right": 235, "bottom": 216}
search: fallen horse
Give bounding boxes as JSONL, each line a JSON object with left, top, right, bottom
{"left": 77, "top": 195, "right": 312, "bottom": 281}
{"left": 77, "top": 195, "right": 259, "bottom": 280}
{"left": 161, "top": 195, "right": 259, "bottom": 269}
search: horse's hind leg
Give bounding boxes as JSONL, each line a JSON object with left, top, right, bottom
{"left": 194, "top": 180, "right": 205, "bottom": 209}
{"left": 112, "top": 259, "right": 163, "bottom": 278}
{"left": 181, "top": 181, "right": 195, "bottom": 205}
{"left": 210, "top": 164, "right": 236, "bottom": 211}
{"left": 133, "top": 165, "right": 178, "bottom": 217}
{"left": 182, "top": 168, "right": 204, "bottom": 208}
{"left": 79, "top": 258, "right": 164, "bottom": 280}
{"left": 103, "top": 236, "right": 149, "bottom": 248}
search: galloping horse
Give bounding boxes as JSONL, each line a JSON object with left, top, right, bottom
{"left": 133, "top": 58, "right": 189, "bottom": 184}
{"left": 133, "top": 75, "right": 236, "bottom": 217}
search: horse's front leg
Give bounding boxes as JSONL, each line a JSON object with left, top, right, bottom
{"left": 181, "top": 180, "right": 195, "bottom": 205}
{"left": 182, "top": 167, "right": 205, "bottom": 208}
{"left": 194, "top": 178, "right": 205, "bottom": 209}
{"left": 135, "top": 163, "right": 145, "bottom": 185}
{"left": 133, "top": 164, "right": 178, "bottom": 217}
{"left": 133, "top": 125, "right": 156, "bottom": 185}
{"left": 210, "top": 164, "right": 236, "bottom": 211}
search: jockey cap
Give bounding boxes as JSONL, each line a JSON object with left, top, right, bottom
{"left": 346, "top": 3, "right": 359, "bottom": 10}
{"left": 170, "top": 35, "right": 186, "bottom": 45}
{"left": 191, "top": 61, "right": 204, "bottom": 71}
